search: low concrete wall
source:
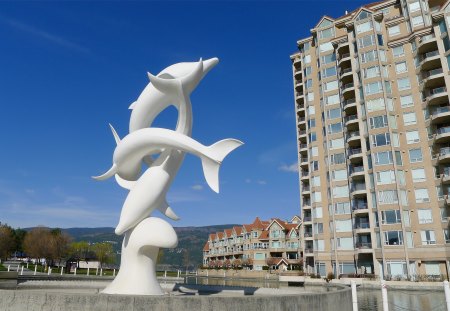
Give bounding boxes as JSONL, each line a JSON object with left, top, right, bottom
{"left": 0, "top": 286, "right": 351, "bottom": 311}
{"left": 197, "top": 269, "right": 278, "bottom": 279}
{"left": 0, "top": 272, "right": 17, "bottom": 289}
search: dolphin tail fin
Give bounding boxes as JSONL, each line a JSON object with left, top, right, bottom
{"left": 201, "top": 139, "right": 244, "bottom": 193}
{"left": 92, "top": 164, "right": 117, "bottom": 181}
{"left": 158, "top": 199, "right": 180, "bottom": 221}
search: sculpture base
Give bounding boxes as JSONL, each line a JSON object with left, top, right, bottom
{"left": 102, "top": 217, "right": 178, "bottom": 295}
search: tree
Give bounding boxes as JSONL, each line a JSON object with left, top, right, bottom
{"left": 183, "top": 249, "right": 190, "bottom": 271}
{"left": 92, "top": 242, "right": 114, "bottom": 268}
{"left": 0, "top": 224, "right": 15, "bottom": 260}
{"left": 157, "top": 249, "right": 164, "bottom": 264}
{"left": 69, "top": 241, "right": 90, "bottom": 267}
{"left": 12, "top": 228, "right": 27, "bottom": 255}
{"left": 23, "top": 227, "right": 53, "bottom": 264}
{"left": 50, "top": 229, "right": 72, "bottom": 266}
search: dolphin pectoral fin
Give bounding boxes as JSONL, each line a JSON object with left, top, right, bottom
{"left": 115, "top": 174, "right": 136, "bottom": 190}
{"left": 109, "top": 124, "right": 121, "bottom": 145}
{"left": 128, "top": 101, "right": 137, "bottom": 110}
{"left": 158, "top": 200, "right": 180, "bottom": 221}
{"left": 143, "top": 155, "right": 154, "bottom": 167}
{"left": 180, "top": 58, "right": 204, "bottom": 91}
{"left": 201, "top": 139, "right": 244, "bottom": 193}
{"left": 92, "top": 164, "right": 117, "bottom": 181}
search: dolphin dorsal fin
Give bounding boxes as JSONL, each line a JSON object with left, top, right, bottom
{"left": 92, "top": 164, "right": 117, "bottom": 181}
{"left": 158, "top": 199, "right": 180, "bottom": 221}
{"left": 128, "top": 101, "right": 137, "bottom": 110}
{"left": 109, "top": 123, "right": 121, "bottom": 145}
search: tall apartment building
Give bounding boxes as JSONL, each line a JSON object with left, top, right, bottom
{"left": 291, "top": 0, "right": 450, "bottom": 279}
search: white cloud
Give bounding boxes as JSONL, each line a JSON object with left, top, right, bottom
{"left": 279, "top": 163, "right": 299, "bottom": 173}
{"left": 245, "top": 178, "right": 251, "bottom": 183}
{"left": 257, "top": 180, "right": 267, "bottom": 185}
{"left": 191, "top": 185, "right": 203, "bottom": 191}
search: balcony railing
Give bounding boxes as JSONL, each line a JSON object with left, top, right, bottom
{"left": 430, "top": 87, "right": 447, "bottom": 96}
{"left": 340, "top": 67, "right": 352, "bottom": 75}
{"left": 298, "top": 116, "right": 306, "bottom": 122}
{"left": 303, "top": 200, "right": 311, "bottom": 206}
{"left": 353, "top": 203, "right": 368, "bottom": 210}
{"left": 300, "top": 157, "right": 308, "bottom": 163}
{"left": 343, "top": 98, "right": 356, "bottom": 107}
{"left": 349, "top": 148, "right": 362, "bottom": 155}
{"left": 424, "top": 68, "right": 443, "bottom": 78}
{"left": 303, "top": 216, "right": 312, "bottom": 222}
{"left": 299, "top": 143, "right": 307, "bottom": 149}
{"left": 345, "top": 115, "right": 358, "bottom": 123}
{"left": 355, "top": 242, "right": 372, "bottom": 248}
{"left": 437, "top": 126, "right": 450, "bottom": 135}
{"left": 302, "top": 186, "right": 311, "bottom": 192}
{"left": 355, "top": 222, "right": 370, "bottom": 229}
{"left": 420, "top": 33, "right": 436, "bottom": 42}
{"left": 299, "top": 130, "right": 307, "bottom": 136}
{"left": 440, "top": 147, "right": 450, "bottom": 156}
{"left": 342, "top": 82, "right": 354, "bottom": 90}
{"left": 432, "top": 106, "right": 450, "bottom": 115}
{"left": 350, "top": 166, "right": 364, "bottom": 174}
{"left": 351, "top": 183, "right": 366, "bottom": 192}
{"left": 420, "top": 50, "right": 439, "bottom": 61}
{"left": 300, "top": 171, "right": 309, "bottom": 177}
{"left": 304, "top": 248, "right": 314, "bottom": 253}
{"left": 340, "top": 53, "right": 350, "bottom": 60}
{"left": 304, "top": 232, "right": 313, "bottom": 237}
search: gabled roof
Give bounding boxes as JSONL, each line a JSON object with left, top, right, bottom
{"left": 258, "top": 231, "right": 270, "bottom": 240}
{"left": 274, "top": 258, "right": 289, "bottom": 267}
{"left": 209, "top": 233, "right": 216, "bottom": 241}
{"left": 288, "top": 228, "right": 299, "bottom": 237}
{"left": 217, "top": 232, "right": 224, "bottom": 239}
{"left": 224, "top": 229, "right": 233, "bottom": 238}
{"left": 266, "top": 218, "right": 287, "bottom": 230}
{"left": 251, "top": 217, "right": 267, "bottom": 230}
{"left": 203, "top": 243, "right": 209, "bottom": 251}
{"left": 290, "top": 215, "right": 302, "bottom": 224}
{"left": 315, "top": 16, "right": 335, "bottom": 29}
{"left": 233, "top": 226, "right": 243, "bottom": 236}
{"left": 243, "top": 224, "right": 252, "bottom": 232}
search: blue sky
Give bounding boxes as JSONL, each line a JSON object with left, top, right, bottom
{"left": 0, "top": 1, "right": 369, "bottom": 229}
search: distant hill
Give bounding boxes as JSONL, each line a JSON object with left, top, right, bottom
{"left": 25, "top": 224, "right": 238, "bottom": 269}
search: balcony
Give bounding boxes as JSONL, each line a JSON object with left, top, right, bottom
{"left": 347, "top": 131, "right": 361, "bottom": 146}
{"left": 442, "top": 168, "right": 450, "bottom": 184}
{"left": 303, "top": 216, "right": 312, "bottom": 223}
{"left": 422, "top": 68, "right": 444, "bottom": 89}
{"left": 350, "top": 165, "right": 365, "bottom": 179}
{"left": 435, "top": 126, "right": 450, "bottom": 143}
{"left": 342, "top": 82, "right": 355, "bottom": 97}
{"left": 296, "top": 102, "right": 305, "bottom": 112}
{"left": 302, "top": 199, "right": 311, "bottom": 209}
{"left": 301, "top": 186, "right": 311, "bottom": 194}
{"left": 419, "top": 50, "right": 441, "bottom": 71}
{"left": 340, "top": 67, "right": 353, "bottom": 85}
{"left": 299, "top": 156, "right": 308, "bottom": 168}
{"left": 438, "top": 147, "right": 450, "bottom": 163}
{"left": 355, "top": 242, "right": 373, "bottom": 253}
{"left": 298, "top": 129, "right": 307, "bottom": 139}
{"left": 304, "top": 248, "right": 314, "bottom": 256}
{"left": 293, "top": 57, "right": 302, "bottom": 68}
{"left": 343, "top": 98, "right": 357, "bottom": 114}
{"left": 294, "top": 68, "right": 303, "bottom": 80}
{"left": 304, "top": 231, "right": 313, "bottom": 239}
{"left": 431, "top": 106, "right": 450, "bottom": 124}
{"left": 295, "top": 92, "right": 304, "bottom": 104}
{"left": 298, "top": 116, "right": 306, "bottom": 125}
{"left": 417, "top": 33, "right": 437, "bottom": 55}
{"left": 351, "top": 183, "right": 367, "bottom": 197}
{"left": 338, "top": 52, "right": 351, "bottom": 65}
{"left": 427, "top": 87, "right": 448, "bottom": 106}
{"left": 348, "top": 148, "right": 363, "bottom": 162}
{"left": 354, "top": 222, "right": 371, "bottom": 234}
{"left": 299, "top": 143, "right": 308, "bottom": 152}
{"left": 295, "top": 81, "right": 303, "bottom": 92}
{"left": 353, "top": 202, "right": 369, "bottom": 214}
{"left": 345, "top": 114, "right": 359, "bottom": 127}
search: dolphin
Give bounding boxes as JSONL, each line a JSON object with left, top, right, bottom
{"left": 94, "top": 127, "right": 243, "bottom": 235}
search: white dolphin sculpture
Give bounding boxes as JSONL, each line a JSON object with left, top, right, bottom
{"left": 94, "top": 127, "right": 243, "bottom": 235}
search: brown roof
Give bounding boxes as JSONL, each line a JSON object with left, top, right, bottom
{"left": 285, "top": 223, "right": 298, "bottom": 231}
{"left": 243, "top": 224, "right": 252, "bottom": 232}
{"left": 203, "top": 243, "right": 209, "bottom": 251}
{"left": 233, "top": 226, "right": 243, "bottom": 235}
{"left": 217, "top": 232, "right": 224, "bottom": 239}
{"left": 209, "top": 233, "right": 216, "bottom": 241}
{"left": 251, "top": 217, "right": 267, "bottom": 230}
{"left": 258, "top": 231, "right": 270, "bottom": 240}
{"left": 224, "top": 229, "right": 233, "bottom": 237}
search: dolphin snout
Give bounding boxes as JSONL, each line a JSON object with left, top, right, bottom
{"left": 203, "top": 57, "right": 219, "bottom": 75}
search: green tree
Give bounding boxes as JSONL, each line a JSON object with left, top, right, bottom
{"left": 0, "top": 224, "right": 15, "bottom": 260}
{"left": 69, "top": 241, "right": 90, "bottom": 267}
{"left": 50, "top": 229, "right": 72, "bottom": 266}
{"left": 92, "top": 242, "right": 114, "bottom": 268}
{"left": 12, "top": 228, "right": 27, "bottom": 255}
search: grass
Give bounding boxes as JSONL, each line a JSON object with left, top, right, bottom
{"left": 0, "top": 263, "right": 6, "bottom": 271}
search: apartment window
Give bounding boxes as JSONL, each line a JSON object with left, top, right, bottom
{"left": 356, "top": 20, "right": 373, "bottom": 34}
{"left": 395, "top": 61, "right": 408, "bottom": 74}
{"left": 409, "top": 1, "right": 421, "bottom": 12}
{"left": 333, "top": 185, "right": 349, "bottom": 198}
{"left": 313, "top": 207, "right": 323, "bottom": 218}
{"left": 384, "top": 231, "right": 403, "bottom": 245}
{"left": 369, "top": 115, "right": 388, "bottom": 129}
{"left": 328, "top": 122, "right": 343, "bottom": 134}
{"left": 337, "top": 237, "right": 354, "bottom": 250}
{"left": 322, "top": 66, "right": 337, "bottom": 78}
{"left": 395, "top": 151, "right": 403, "bottom": 165}
{"left": 332, "top": 169, "right": 347, "bottom": 181}
{"left": 305, "top": 79, "right": 313, "bottom": 88}
{"left": 312, "top": 191, "right": 322, "bottom": 203}
{"left": 400, "top": 95, "right": 414, "bottom": 108}
{"left": 304, "top": 66, "right": 312, "bottom": 76}
{"left": 333, "top": 202, "right": 351, "bottom": 215}
{"left": 311, "top": 146, "right": 318, "bottom": 156}
{"left": 360, "top": 50, "right": 379, "bottom": 63}
{"left": 376, "top": 170, "right": 396, "bottom": 185}
{"left": 372, "top": 133, "right": 390, "bottom": 147}
{"left": 308, "top": 119, "right": 316, "bottom": 128}
{"left": 327, "top": 107, "right": 341, "bottom": 119}
{"left": 335, "top": 219, "right": 352, "bottom": 232}
{"left": 324, "top": 80, "right": 338, "bottom": 91}
{"left": 358, "top": 34, "right": 375, "bottom": 48}
{"left": 421, "top": 230, "right": 436, "bottom": 245}
{"left": 406, "top": 130, "right": 420, "bottom": 144}
{"left": 313, "top": 223, "right": 323, "bottom": 234}
{"left": 412, "top": 15, "right": 424, "bottom": 27}
{"left": 409, "top": 148, "right": 423, "bottom": 162}
{"left": 415, "top": 188, "right": 430, "bottom": 203}
{"left": 393, "top": 46, "right": 405, "bottom": 57}
{"left": 412, "top": 168, "right": 426, "bottom": 182}
{"left": 364, "top": 65, "right": 381, "bottom": 78}
{"left": 365, "top": 81, "right": 383, "bottom": 95}
{"left": 444, "top": 229, "right": 450, "bottom": 243}
{"left": 403, "top": 112, "right": 417, "bottom": 125}
{"left": 309, "top": 132, "right": 317, "bottom": 142}
{"left": 418, "top": 209, "right": 433, "bottom": 224}
{"left": 304, "top": 55, "right": 312, "bottom": 64}
{"left": 367, "top": 98, "right": 386, "bottom": 112}
{"left": 388, "top": 25, "right": 400, "bottom": 36}
{"left": 403, "top": 211, "right": 411, "bottom": 226}
{"left": 312, "top": 161, "right": 319, "bottom": 171}
{"left": 319, "top": 42, "right": 333, "bottom": 53}
{"left": 381, "top": 210, "right": 401, "bottom": 224}
{"left": 326, "top": 94, "right": 340, "bottom": 106}
{"left": 313, "top": 240, "right": 325, "bottom": 251}
{"left": 374, "top": 151, "right": 393, "bottom": 165}
{"left": 330, "top": 152, "right": 345, "bottom": 164}
{"left": 329, "top": 138, "right": 344, "bottom": 149}
{"left": 321, "top": 53, "right": 336, "bottom": 65}
{"left": 378, "top": 190, "right": 398, "bottom": 204}
{"left": 307, "top": 92, "right": 314, "bottom": 101}
{"left": 307, "top": 106, "right": 315, "bottom": 115}
{"left": 397, "top": 77, "right": 411, "bottom": 90}
{"left": 319, "top": 27, "right": 334, "bottom": 40}
{"left": 311, "top": 176, "right": 321, "bottom": 187}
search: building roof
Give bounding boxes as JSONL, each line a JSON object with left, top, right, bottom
{"left": 258, "top": 231, "right": 270, "bottom": 240}
{"left": 233, "top": 226, "right": 243, "bottom": 235}
{"left": 217, "top": 232, "right": 224, "bottom": 239}
{"left": 224, "top": 229, "right": 233, "bottom": 238}
{"left": 203, "top": 243, "right": 209, "bottom": 251}
{"left": 209, "top": 233, "right": 216, "bottom": 241}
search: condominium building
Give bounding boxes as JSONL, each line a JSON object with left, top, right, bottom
{"left": 290, "top": 0, "right": 450, "bottom": 279}
{"left": 203, "top": 216, "right": 302, "bottom": 271}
